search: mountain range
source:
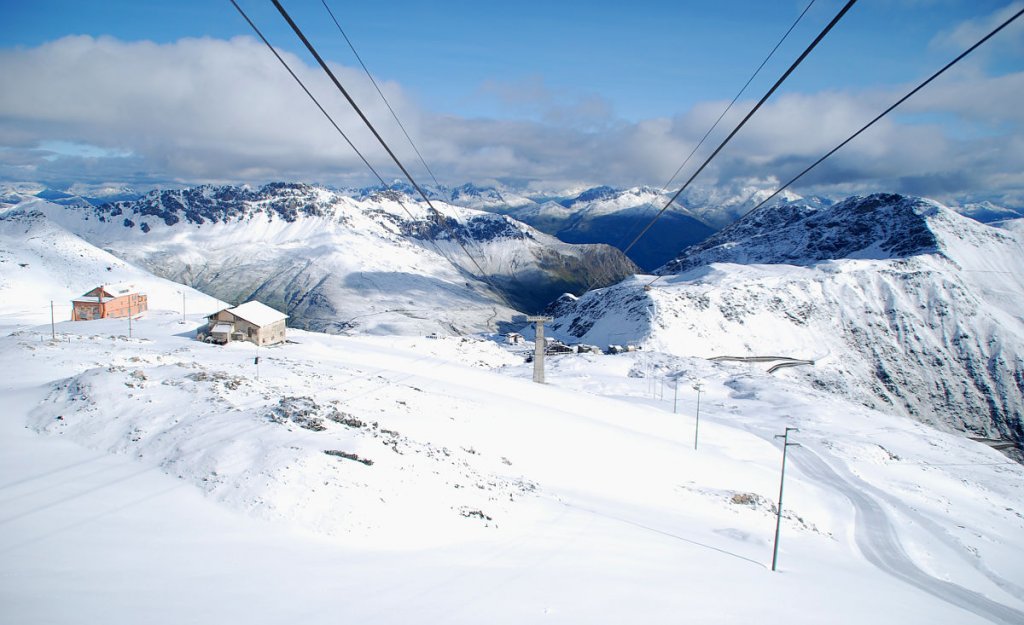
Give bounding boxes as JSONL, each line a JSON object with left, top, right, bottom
{"left": 4, "top": 181, "right": 1024, "bottom": 622}
{"left": 543, "top": 193, "right": 1024, "bottom": 448}
{"left": 5, "top": 182, "right": 1023, "bottom": 447}
{"left": 5, "top": 179, "right": 1022, "bottom": 273}
{"left": 6, "top": 183, "right": 636, "bottom": 335}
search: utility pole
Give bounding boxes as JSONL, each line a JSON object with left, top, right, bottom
{"left": 673, "top": 378, "right": 679, "bottom": 414}
{"left": 527, "top": 316, "right": 552, "bottom": 384}
{"left": 254, "top": 344, "right": 260, "bottom": 381}
{"left": 692, "top": 382, "right": 703, "bottom": 450}
{"left": 128, "top": 300, "right": 133, "bottom": 338}
{"left": 772, "top": 427, "right": 801, "bottom": 572}
{"left": 50, "top": 300, "right": 55, "bottom": 340}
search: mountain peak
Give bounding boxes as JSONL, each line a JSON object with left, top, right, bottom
{"left": 560, "top": 185, "right": 619, "bottom": 207}
{"left": 661, "top": 193, "right": 949, "bottom": 273}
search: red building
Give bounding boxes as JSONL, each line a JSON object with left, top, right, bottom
{"left": 71, "top": 284, "right": 148, "bottom": 321}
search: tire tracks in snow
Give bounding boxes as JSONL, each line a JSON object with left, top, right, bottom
{"left": 794, "top": 448, "right": 1024, "bottom": 625}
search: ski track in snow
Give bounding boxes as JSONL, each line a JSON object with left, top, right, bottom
{"left": 733, "top": 424, "right": 1024, "bottom": 625}
{"left": 691, "top": 381, "right": 1024, "bottom": 625}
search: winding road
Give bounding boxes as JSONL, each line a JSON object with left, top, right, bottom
{"left": 708, "top": 355, "right": 815, "bottom": 374}
{"left": 793, "top": 448, "right": 1024, "bottom": 625}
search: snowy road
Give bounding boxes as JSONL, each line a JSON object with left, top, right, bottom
{"left": 793, "top": 448, "right": 1024, "bottom": 625}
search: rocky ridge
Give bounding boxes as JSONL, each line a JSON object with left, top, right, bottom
{"left": 544, "top": 194, "right": 1024, "bottom": 447}
{"left": 14, "top": 182, "right": 638, "bottom": 334}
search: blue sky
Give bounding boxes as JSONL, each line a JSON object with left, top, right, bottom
{"left": 1, "top": 0, "right": 1022, "bottom": 207}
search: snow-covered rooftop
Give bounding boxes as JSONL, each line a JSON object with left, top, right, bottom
{"left": 73, "top": 283, "right": 140, "bottom": 300}
{"left": 98, "top": 282, "right": 140, "bottom": 296}
{"left": 227, "top": 300, "right": 287, "bottom": 327}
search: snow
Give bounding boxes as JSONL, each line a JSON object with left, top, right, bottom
{"left": 8, "top": 186, "right": 633, "bottom": 334}
{"left": 546, "top": 196, "right": 1024, "bottom": 443}
{"left": 1, "top": 315, "right": 1022, "bottom": 623}
{"left": 224, "top": 300, "right": 287, "bottom": 326}
{"left": 0, "top": 209, "right": 226, "bottom": 334}
{"left": 95, "top": 282, "right": 141, "bottom": 296}
{"left": 1, "top": 193, "right": 1023, "bottom": 624}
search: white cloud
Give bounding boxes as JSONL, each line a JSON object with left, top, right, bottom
{"left": 0, "top": 35, "right": 422, "bottom": 184}
{"left": 477, "top": 76, "right": 615, "bottom": 129}
{"left": 0, "top": 34, "right": 1021, "bottom": 208}
{"left": 930, "top": 1, "right": 1024, "bottom": 55}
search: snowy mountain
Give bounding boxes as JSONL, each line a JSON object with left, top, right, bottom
{"left": 995, "top": 217, "right": 1024, "bottom": 237}
{"left": 551, "top": 186, "right": 717, "bottom": 271}
{"left": 543, "top": 194, "right": 1024, "bottom": 448}
{"left": 446, "top": 182, "right": 536, "bottom": 211}
{"left": 458, "top": 184, "right": 837, "bottom": 272}
{"left": 679, "top": 186, "right": 832, "bottom": 228}
{"left": 3, "top": 188, "right": 1024, "bottom": 624}
{"left": 3, "top": 274, "right": 1023, "bottom": 624}
{"left": 0, "top": 181, "right": 140, "bottom": 210}
{"left": 0, "top": 182, "right": 44, "bottom": 209}
{"left": 0, "top": 179, "right": 848, "bottom": 274}
{"left": 11, "top": 183, "right": 636, "bottom": 334}
{"left": 0, "top": 208, "right": 226, "bottom": 330}
{"left": 456, "top": 185, "right": 717, "bottom": 271}
{"left": 952, "top": 200, "right": 1024, "bottom": 224}
{"left": 662, "top": 192, "right": 938, "bottom": 272}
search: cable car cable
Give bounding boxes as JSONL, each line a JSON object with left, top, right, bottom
{"left": 645, "top": 5, "right": 1024, "bottom": 290}
{"left": 621, "top": 0, "right": 858, "bottom": 258}
{"left": 269, "top": 0, "right": 514, "bottom": 311}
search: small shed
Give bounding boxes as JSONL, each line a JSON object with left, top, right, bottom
{"left": 201, "top": 301, "right": 287, "bottom": 346}
{"left": 71, "top": 284, "right": 148, "bottom": 321}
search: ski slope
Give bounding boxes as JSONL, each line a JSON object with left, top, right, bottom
{"left": 1, "top": 309, "right": 1022, "bottom": 624}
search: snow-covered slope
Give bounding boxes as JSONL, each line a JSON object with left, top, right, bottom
{"left": 466, "top": 184, "right": 839, "bottom": 272}
{"left": 447, "top": 182, "right": 536, "bottom": 211}
{"left": 994, "top": 217, "right": 1024, "bottom": 238}
{"left": 671, "top": 185, "right": 833, "bottom": 229}
{"left": 0, "top": 209, "right": 225, "bottom": 330}
{"left": 2, "top": 202, "right": 1023, "bottom": 623}
{"left": 13, "top": 183, "right": 636, "bottom": 334}
{"left": 0, "top": 181, "right": 140, "bottom": 210}
{"left": 2, "top": 300, "right": 1022, "bottom": 624}
{"left": 662, "top": 193, "right": 940, "bottom": 272}
{"left": 552, "top": 186, "right": 716, "bottom": 271}
{"left": 481, "top": 185, "right": 717, "bottom": 271}
{"left": 953, "top": 201, "right": 1024, "bottom": 224}
{"left": 544, "top": 194, "right": 1024, "bottom": 446}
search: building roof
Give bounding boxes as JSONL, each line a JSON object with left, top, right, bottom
{"left": 210, "top": 323, "right": 234, "bottom": 334}
{"left": 72, "top": 296, "right": 113, "bottom": 304}
{"left": 226, "top": 301, "right": 288, "bottom": 327}
{"left": 100, "top": 282, "right": 139, "bottom": 297}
